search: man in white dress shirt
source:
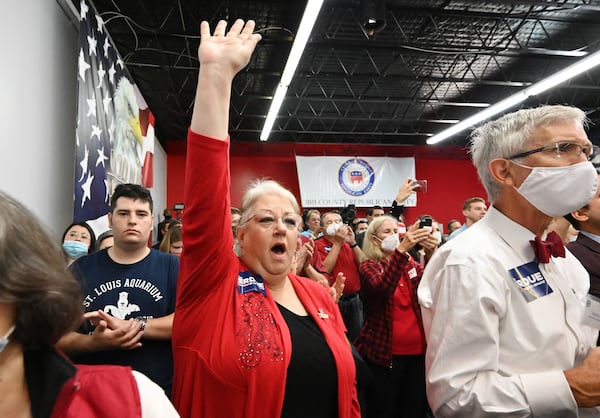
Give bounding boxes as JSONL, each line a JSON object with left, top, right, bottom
{"left": 418, "top": 105, "right": 600, "bottom": 417}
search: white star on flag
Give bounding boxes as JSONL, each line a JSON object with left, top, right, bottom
{"left": 96, "top": 14, "right": 104, "bottom": 33}
{"left": 103, "top": 37, "right": 111, "bottom": 57}
{"left": 91, "top": 125, "right": 102, "bottom": 140}
{"left": 87, "top": 35, "right": 97, "bottom": 56}
{"left": 104, "top": 178, "right": 110, "bottom": 202}
{"left": 80, "top": 171, "right": 94, "bottom": 208}
{"left": 78, "top": 144, "right": 89, "bottom": 182}
{"left": 80, "top": 0, "right": 89, "bottom": 20}
{"left": 103, "top": 94, "right": 112, "bottom": 113}
{"left": 86, "top": 94, "right": 97, "bottom": 117}
{"left": 96, "top": 61, "right": 105, "bottom": 88}
{"left": 108, "top": 64, "right": 116, "bottom": 84}
{"left": 78, "top": 49, "right": 91, "bottom": 80}
{"left": 96, "top": 146, "right": 109, "bottom": 167}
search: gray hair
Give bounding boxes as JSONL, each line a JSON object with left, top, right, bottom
{"left": 234, "top": 179, "right": 300, "bottom": 256}
{"left": 470, "top": 105, "right": 587, "bottom": 202}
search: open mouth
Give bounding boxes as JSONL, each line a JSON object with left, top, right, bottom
{"left": 271, "top": 243, "right": 287, "bottom": 256}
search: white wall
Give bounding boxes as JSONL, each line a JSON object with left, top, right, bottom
{"left": 0, "top": 1, "right": 167, "bottom": 241}
{"left": 0, "top": 0, "right": 78, "bottom": 238}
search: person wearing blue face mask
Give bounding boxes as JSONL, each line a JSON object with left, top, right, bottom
{"left": 0, "top": 191, "right": 180, "bottom": 418}
{"left": 61, "top": 221, "right": 96, "bottom": 265}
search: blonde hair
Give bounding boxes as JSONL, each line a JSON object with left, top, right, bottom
{"left": 362, "top": 215, "right": 397, "bottom": 263}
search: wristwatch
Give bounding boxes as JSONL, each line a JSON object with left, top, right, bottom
{"left": 135, "top": 317, "right": 147, "bottom": 332}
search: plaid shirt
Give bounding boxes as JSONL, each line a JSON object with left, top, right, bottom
{"left": 355, "top": 250, "right": 425, "bottom": 366}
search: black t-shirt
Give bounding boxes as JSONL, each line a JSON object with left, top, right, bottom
{"left": 277, "top": 303, "right": 339, "bottom": 418}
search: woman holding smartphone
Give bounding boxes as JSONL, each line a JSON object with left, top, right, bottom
{"left": 355, "top": 216, "right": 437, "bottom": 418}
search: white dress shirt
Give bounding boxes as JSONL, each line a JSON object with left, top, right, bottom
{"left": 418, "top": 206, "right": 600, "bottom": 417}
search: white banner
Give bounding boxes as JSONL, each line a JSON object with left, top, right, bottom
{"left": 295, "top": 156, "right": 416, "bottom": 208}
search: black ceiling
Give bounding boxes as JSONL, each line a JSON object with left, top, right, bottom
{"left": 89, "top": 0, "right": 600, "bottom": 148}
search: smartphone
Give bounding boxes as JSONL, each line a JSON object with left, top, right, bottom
{"left": 419, "top": 215, "right": 433, "bottom": 231}
{"left": 412, "top": 179, "right": 428, "bottom": 193}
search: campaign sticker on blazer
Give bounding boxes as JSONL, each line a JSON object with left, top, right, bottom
{"left": 582, "top": 294, "right": 600, "bottom": 328}
{"left": 508, "top": 261, "right": 553, "bottom": 302}
{"left": 237, "top": 271, "right": 267, "bottom": 296}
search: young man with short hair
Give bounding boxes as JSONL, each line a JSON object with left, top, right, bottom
{"left": 57, "top": 183, "right": 179, "bottom": 396}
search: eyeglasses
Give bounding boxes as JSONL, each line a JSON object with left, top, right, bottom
{"left": 244, "top": 212, "right": 301, "bottom": 231}
{"left": 68, "top": 230, "right": 90, "bottom": 240}
{"left": 508, "top": 141, "right": 600, "bottom": 161}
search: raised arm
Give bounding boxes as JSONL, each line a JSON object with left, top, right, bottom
{"left": 191, "top": 19, "right": 261, "bottom": 139}
{"left": 177, "top": 20, "right": 262, "bottom": 308}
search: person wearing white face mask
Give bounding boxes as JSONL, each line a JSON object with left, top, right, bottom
{"left": 356, "top": 215, "right": 437, "bottom": 418}
{"left": 418, "top": 105, "right": 600, "bottom": 417}
{"left": 315, "top": 211, "right": 366, "bottom": 342}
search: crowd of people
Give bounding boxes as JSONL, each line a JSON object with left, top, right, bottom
{"left": 4, "top": 17, "right": 600, "bottom": 418}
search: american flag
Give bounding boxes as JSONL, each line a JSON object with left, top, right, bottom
{"left": 74, "top": 0, "right": 154, "bottom": 224}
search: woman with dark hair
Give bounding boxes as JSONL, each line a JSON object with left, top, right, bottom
{"left": 61, "top": 221, "right": 96, "bottom": 264}
{"left": 0, "top": 191, "right": 179, "bottom": 418}
{"left": 95, "top": 229, "right": 114, "bottom": 251}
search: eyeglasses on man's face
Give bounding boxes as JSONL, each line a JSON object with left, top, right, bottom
{"left": 508, "top": 141, "right": 600, "bottom": 161}
{"left": 244, "top": 211, "right": 301, "bottom": 231}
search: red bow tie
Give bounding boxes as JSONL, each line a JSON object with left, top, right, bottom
{"left": 529, "top": 231, "right": 566, "bottom": 264}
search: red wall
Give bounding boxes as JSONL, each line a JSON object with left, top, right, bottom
{"left": 166, "top": 141, "right": 487, "bottom": 232}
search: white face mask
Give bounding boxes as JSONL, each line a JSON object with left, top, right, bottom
{"left": 514, "top": 161, "right": 598, "bottom": 217}
{"left": 326, "top": 222, "right": 341, "bottom": 236}
{"left": 380, "top": 234, "right": 400, "bottom": 252}
{"left": 0, "top": 325, "right": 15, "bottom": 354}
{"left": 432, "top": 230, "right": 442, "bottom": 245}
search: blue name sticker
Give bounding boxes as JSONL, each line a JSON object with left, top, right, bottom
{"left": 237, "top": 270, "right": 267, "bottom": 296}
{"left": 508, "top": 261, "right": 553, "bottom": 302}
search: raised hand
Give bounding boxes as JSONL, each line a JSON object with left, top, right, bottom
{"left": 398, "top": 220, "right": 430, "bottom": 253}
{"left": 395, "top": 177, "right": 418, "bottom": 204}
{"left": 198, "top": 19, "right": 262, "bottom": 78}
{"left": 192, "top": 19, "right": 262, "bottom": 139}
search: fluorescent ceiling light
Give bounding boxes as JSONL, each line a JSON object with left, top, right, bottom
{"left": 260, "top": 0, "right": 324, "bottom": 141}
{"left": 260, "top": 86, "right": 288, "bottom": 141}
{"left": 427, "top": 49, "right": 600, "bottom": 145}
